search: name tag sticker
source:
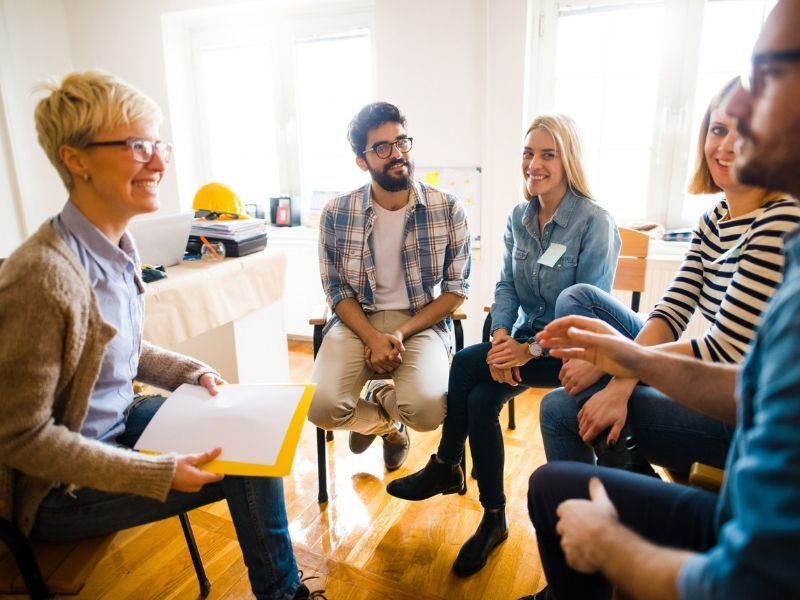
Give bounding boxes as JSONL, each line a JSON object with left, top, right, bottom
{"left": 537, "top": 243, "right": 567, "bottom": 267}
{"left": 714, "top": 235, "right": 746, "bottom": 264}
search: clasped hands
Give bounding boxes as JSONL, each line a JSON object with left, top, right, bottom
{"left": 485, "top": 331, "right": 532, "bottom": 386}
{"left": 364, "top": 330, "right": 405, "bottom": 374}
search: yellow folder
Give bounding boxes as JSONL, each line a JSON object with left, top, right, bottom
{"left": 135, "top": 383, "right": 315, "bottom": 477}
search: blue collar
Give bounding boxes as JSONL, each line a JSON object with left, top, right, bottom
{"left": 59, "top": 201, "right": 139, "bottom": 280}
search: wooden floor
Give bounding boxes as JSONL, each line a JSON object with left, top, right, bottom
{"left": 6, "top": 341, "right": 551, "bottom": 599}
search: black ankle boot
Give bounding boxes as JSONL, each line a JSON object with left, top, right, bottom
{"left": 386, "top": 454, "right": 464, "bottom": 500}
{"left": 593, "top": 426, "right": 658, "bottom": 477}
{"left": 452, "top": 508, "right": 508, "bottom": 577}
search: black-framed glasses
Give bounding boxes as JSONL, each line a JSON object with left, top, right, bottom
{"left": 741, "top": 48, "right": 800, "bottom": 96}
{"left": 86, "top": 136, "right": 173, "bottom": 164}
{"left": 363, "top": 137, "right": 413, "bottom": 159}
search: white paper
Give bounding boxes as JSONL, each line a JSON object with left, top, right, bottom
{"left": 537, "top": 243, "right": 567, "bottom": 267}
{"left": 134, "top": 383, "right": 304, "bottom": 465}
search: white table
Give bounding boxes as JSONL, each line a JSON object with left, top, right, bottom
{"left": 143, "top": 250, "right": 289, "bottom": 383}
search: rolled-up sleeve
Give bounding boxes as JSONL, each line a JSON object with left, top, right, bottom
{"left": 318, "top": 203, "right": 356, "bottom": 309}
{"left": 440, "top": 194, "right": 471, "bottom": 298}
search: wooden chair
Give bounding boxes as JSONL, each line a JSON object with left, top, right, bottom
{"left": 482, "top": 227, "right": 650, "bottom": 429}
{"left": 310, "top": 306, "right": 467, "bottom": 503}
{"left": 0, "top": 502, "right": 210, "bottom": 598}
{"left": 661, "top": 462, "right": 725, "bottom": 493}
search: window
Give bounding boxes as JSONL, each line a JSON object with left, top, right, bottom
{"left": 530, "top": 0, "right": 776, "bottom": 228}
{"left": 164, "top": 3, "right": 374, "bottom": 221}
{"left": 293, "top": 31, "right": 372, "bottom": 210}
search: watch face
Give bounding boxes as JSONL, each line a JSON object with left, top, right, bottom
{"left": 529, "top": 340, "right": 543, "bottom": 358}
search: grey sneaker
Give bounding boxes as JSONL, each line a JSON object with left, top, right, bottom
{"left": 383, "top": 423, "right": 410, "bottom": 471}
{"left": 348, "top": 381, "right": 392, "bottom": 454}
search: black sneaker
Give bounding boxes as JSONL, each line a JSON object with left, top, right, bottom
{"left": 348, "top": 381, "right": 391, "bottom": 454}
{"left": 292, "top": 571, "right": 328, "bottom": 599}
{"left": 386, "top": 454, "right": 464, "bottom": 500}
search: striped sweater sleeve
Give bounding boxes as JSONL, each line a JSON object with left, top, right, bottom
{"left": 652, "top": 198, "right": 800, "bottom": 363}
{"left": 692, "top": 199, "right": 800, "bottom": 362}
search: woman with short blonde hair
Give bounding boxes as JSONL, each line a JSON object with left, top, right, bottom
{"left": 1, "top": 70, "right": 318, "bottom": 600}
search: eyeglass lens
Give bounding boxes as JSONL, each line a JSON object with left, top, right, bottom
{"left": 130, "top": 138, "right": 172, "bottom": 164}
{"left": 373, "top": 138, "right": 412, "bottom": 159}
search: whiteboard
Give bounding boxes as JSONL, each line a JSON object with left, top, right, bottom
{"left": 417, "top": 166, "right": 481, "bottom": 244}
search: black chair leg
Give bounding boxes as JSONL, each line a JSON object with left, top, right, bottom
{"left": 316, "top": 427, "right": 329, "bottom": 503}
{"left": 459, "top": 454, "right": 468, "bottom": 495}
{"left": 179, "top": 512, "right": 211, "bottom": 597}
{"left": 0, "top": 518, "right": 52, "bottom": 600}
{"left": 508, "top": 398, "right": 516, "bottom": 430}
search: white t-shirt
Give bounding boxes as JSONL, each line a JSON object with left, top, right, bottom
{"left": 372, "top": 200, "right": 411, "bottom": 310}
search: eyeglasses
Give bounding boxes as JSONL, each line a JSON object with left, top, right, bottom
{"left": 363, "top": 137, "right": 413, "bottom": 159}
{"left": 86, "top": 137, "right": 173, "bottom": 164}
{"left": 741, "top": 48, "right": 800, "bottom": 97}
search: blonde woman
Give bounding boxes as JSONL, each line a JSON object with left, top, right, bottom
{"left": 539, "top": 77, "right": 800, "bottom": 477}
{"left": 0, "top": 71, "right": 319, "bottom": 600}
{"left": 387, "top": 114, "right": 620, "bottom": 577}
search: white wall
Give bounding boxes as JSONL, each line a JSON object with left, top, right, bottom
{"left": 0, "top": 0, "right": 73, "bottom": 255}
{"left": 0, "top": 0, "right": 532, "bottom": 343}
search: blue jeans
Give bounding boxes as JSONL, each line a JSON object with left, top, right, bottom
{"left": 540, "top": 284, "right": 734, "bottom": 472}
{"left": 528, "top": 462, "right": 718, "bottom": 599}
{"left": 31, "top": 396, "right": 301, "bottom": 600}
{"left": 437, "top": 342, "right": 562, "bottom": 509}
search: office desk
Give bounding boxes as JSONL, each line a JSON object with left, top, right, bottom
{"left": 143, "top": 250, "right": 289, "bottom": 383}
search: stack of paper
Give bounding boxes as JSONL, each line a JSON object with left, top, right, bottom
{"left": 192, "top": 218, "right": 267, "bottom": 242}
{"left": 134, "top": 383, "right": 315, "bottom": 476}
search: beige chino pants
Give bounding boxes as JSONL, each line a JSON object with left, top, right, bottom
{"left": 308, "top": 310, "right": 450, "bottom": 436}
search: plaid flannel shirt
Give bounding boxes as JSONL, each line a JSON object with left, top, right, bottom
{"left": 319, "top": 180, "right": 471, "bottom": 348}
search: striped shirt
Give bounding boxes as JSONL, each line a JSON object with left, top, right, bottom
{"left": 318, "top": 180, "right": 471, "bottom": 347}
{"left": 650, "top": 197, "right": 800, "bottom": 363}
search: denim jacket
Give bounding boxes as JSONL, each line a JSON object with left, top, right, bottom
{"left": 490, "top": 189, "right": 620, "bottom": 338}
{"left": 679, "top": 227, "right": 800, "bottom": 599}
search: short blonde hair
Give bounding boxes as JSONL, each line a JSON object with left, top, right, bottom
{"left": 34, "top": 70, "right": 162, "bottom": 190}
{"left": 686, "top": 77, "right": 741, "bottom": 195}
{"left": 524, "top": 114, "right": 593, "bottom": 201}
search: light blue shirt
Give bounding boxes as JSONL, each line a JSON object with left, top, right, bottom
{"left": 490, "top": 189, "right": 620, "bottom": 338}
{"left": 679, "top": 227, "right": 800, "bottom": 598}
{"left": 51, "top": 201, "right": 144, "bottom": 441}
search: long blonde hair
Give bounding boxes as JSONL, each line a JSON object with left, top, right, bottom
{"left": 523, "top": 113, "right": 593, "bottom": 201}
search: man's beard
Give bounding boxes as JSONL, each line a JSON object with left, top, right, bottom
{"left": 369, "top": 158, "right": 414, "bottom": 192}
{"left": 734, "top": 121, "right": 800, "bottom": 196}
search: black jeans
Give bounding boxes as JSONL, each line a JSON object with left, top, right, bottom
{"left": 528, "top": 461, "right": 718, "bottom": 599}
{"left": 437, "top": 342, "right": 562, "bottom": 508}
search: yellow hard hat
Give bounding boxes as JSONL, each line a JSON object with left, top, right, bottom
{"left": 192, "top": 182, "right": 246, "bottom": 216}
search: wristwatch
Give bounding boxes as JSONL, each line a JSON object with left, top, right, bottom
{"left": 526, "top": 337, "right": 544, "bottom": 359}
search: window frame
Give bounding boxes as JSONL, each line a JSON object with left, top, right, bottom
{"left": 163, "top": 1, "right": 375, "bottom": 215}
{"left": 526, "top": 0, "right": 769, "bottom": 228}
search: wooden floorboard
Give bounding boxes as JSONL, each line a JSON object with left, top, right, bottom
{"left": 1, "top": 340, "right": 549, "bottom": 599}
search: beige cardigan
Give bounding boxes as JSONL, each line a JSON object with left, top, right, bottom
{"left": 0, "top": 222, "right": 213, "bottom": 537}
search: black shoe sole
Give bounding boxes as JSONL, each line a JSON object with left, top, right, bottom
{"left": 386, "top": 481, "right": 464, "bottom": 501}
{"left": 451, "top": 529, "right": 509, "bottom": 577}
